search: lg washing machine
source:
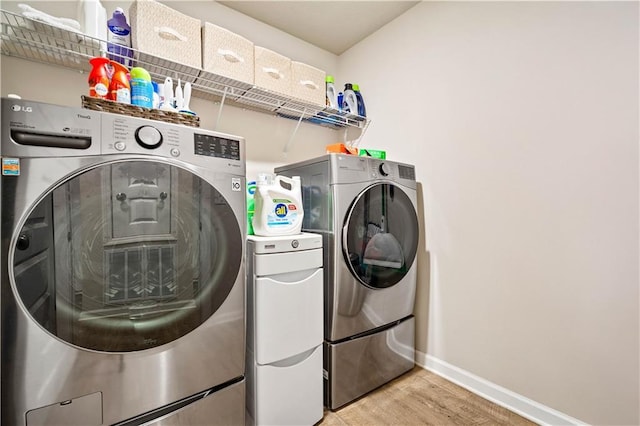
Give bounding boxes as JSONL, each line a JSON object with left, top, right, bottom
{"left": 276, "top": 154, "right": 419, "bottom": 410}
{"left": 1, "top": 98, "right": 246, "bottom": 425}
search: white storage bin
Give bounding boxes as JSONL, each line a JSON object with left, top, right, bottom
{"left": 202, "top": 22, "right": 254, "bottom": 85}
{"left": 129, "top": 0, "right": 201, "bottom": 69}
{"left": 290, "top": 61, "right": 326, "bottom": 106}
{"left": 254, "top": 46, "right": 291, "bottom": 96}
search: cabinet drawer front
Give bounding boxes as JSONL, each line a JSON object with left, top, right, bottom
{"left": 255, "top": 346, "right": 323, "bottom": 425}
{"left": 255, "top": 268, "right": 323, "bottom": 364}
{"left": 254, "top": 248, "right": 322, "bottom": 276}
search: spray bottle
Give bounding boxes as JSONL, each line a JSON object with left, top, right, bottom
{"left": 108, "top": 60, "right": 130, "bottom": 103}
{"left": 88, "top": 56, "right": 110, "bottom": 99}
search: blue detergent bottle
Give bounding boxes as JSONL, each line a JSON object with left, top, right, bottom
{"left": 353, "top": 84, "right": 367, "bottom": 117}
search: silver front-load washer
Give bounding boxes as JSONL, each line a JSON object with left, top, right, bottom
{"left": 276, "top": 154, "right": 419, "bottom": 410}
{"left": 1, "top": 98, "right": 246, "bottom": 425}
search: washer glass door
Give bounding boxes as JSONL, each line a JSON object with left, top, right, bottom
{"left": 343, "top": 183, "right": 418, "bottom": 289}
{"left": 10, "top": 160, "right": 242, "bottom": 352}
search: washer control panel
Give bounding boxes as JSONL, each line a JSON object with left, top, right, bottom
{"left": 100, "top": 113, "right": 245, "bottom": 170}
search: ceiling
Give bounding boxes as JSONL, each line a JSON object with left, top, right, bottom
{"left": 217, "top": 1, "right": 420, "bottom": 55}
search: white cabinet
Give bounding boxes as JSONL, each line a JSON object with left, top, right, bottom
{"left": 246, "top": 233, "right": 324, "bottom": 426}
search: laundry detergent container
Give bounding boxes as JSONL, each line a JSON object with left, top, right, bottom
{"left": 129, "top": 0, "right": 201, "bottom": 70}
{"left": 202, "top": 22, "right": 254, "bottom": 86}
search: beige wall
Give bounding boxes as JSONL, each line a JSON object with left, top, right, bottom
{"left": 339, "top": 2, "right": 639, "bottom": 424}
{"left": 0, "top": 0, "right": 345, "bottom": 179}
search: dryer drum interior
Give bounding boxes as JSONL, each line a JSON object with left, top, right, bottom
{"left": 342, "top": 183, "right": 419, "bottom": 289}
{"left": 10, "top": 159, "right": 242, "bottom": 353}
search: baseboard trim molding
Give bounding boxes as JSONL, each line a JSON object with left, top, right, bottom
{"left": 415, "top": 352, "right": 585, "bottom": 426}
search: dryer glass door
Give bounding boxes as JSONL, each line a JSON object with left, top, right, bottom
{"left": 10, "top": 160, "right": 243, "bottom": 352}
{"left": 343, "top": 183, "right": 418, "bottom": 289}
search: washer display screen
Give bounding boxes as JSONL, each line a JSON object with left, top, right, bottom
{"left": 194, "top": 133, "right": 240, "bottom": 160}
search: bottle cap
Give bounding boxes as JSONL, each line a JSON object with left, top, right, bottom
{"left": 130, "top": 67, "right": 151, "bottom": 81}
{"left": 353, "top": 84, "right": 360, "bottom": 91}
{"left": 326, "top": 75, "right": 335, "bottom": 83}
{"left": 344, "top": 83, "right": 353, "bottom": 90}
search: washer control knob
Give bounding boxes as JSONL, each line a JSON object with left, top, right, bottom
{"left": 291, "top": 239, "right": 299, "bottom": 249}
{"left": 170, "top": 148, "right": 180, "bottom": 157}
{"left": 114, "top": 142, "right": 126, "bottom": 151}
{"left": 379, "top": 163, "right": 391, "bottom": 176}
{"left": 135, "top": 125, "right": 163, "bottom": 149}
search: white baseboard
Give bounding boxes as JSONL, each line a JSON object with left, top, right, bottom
{"left": 415, "top": 351, "right": 586, "bottom": 426}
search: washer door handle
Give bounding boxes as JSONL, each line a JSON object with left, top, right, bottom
{"left": 342, "top": 223, "right": 349, "bottom": 256}
{"left": 16, "top": 234, "right": 30, "bottom": 251}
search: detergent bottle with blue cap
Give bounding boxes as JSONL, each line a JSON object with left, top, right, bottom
{"left": 252, "top": 174, "right": 303, "bottom": 236}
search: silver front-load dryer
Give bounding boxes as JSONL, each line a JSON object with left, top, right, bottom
{"left": 1, "top": 98, "right": 246, "bottom": 425}
{"left": 276, "top": 154, "right": 419, "bottom": 410}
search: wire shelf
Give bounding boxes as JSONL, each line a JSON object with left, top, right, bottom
{"left": 0, "top": 9, "right": 369, "bottom": 130}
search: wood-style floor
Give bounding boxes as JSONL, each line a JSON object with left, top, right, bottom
{"left": 319, "top": 367, "right": 537, "bottom": 425}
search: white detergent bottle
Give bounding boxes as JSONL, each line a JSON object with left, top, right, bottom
{"left": 342, "top": 83, "right": 358, "bottom": 115}
{"left": 253, "top": 174, "right": 304, "bottom": 236}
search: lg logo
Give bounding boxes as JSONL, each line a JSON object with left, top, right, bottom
{"left": 11, "top": 105, "right": 32, "bottom": 113}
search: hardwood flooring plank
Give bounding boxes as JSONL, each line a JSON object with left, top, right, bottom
{"left": 318, "top": 367, "right": 538, "bottom": 426}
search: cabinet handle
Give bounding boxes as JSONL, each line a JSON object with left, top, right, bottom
{"left": 154, "top": 26, "right": 187, "bottom": 42}
{"left": 300, "top": 80, "right": 319, "bottom": 90}
{"left": 218, "top": 49, "right": 244, "bottom": 63}
{"left": 262, "top": 67, "right": 283, "bottom": 80}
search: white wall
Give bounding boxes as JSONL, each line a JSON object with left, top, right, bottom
{"left": 339, "top": 2, "right": 639, "bottom": 425}
{"left": 0, "top": 0, "right": 345, "bottom": 179}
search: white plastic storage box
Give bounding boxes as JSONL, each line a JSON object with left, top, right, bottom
{"left": 254, "top": 46, "right": 291, "bottom": 96}
{"left": 290, "top": 61, "right": 326, "bottom": 106}
{"left": 129, "top": 0, "right": 202, "bottom": 69}
{"left": 202, "top": 22, "right": 254, "bottom": 85}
